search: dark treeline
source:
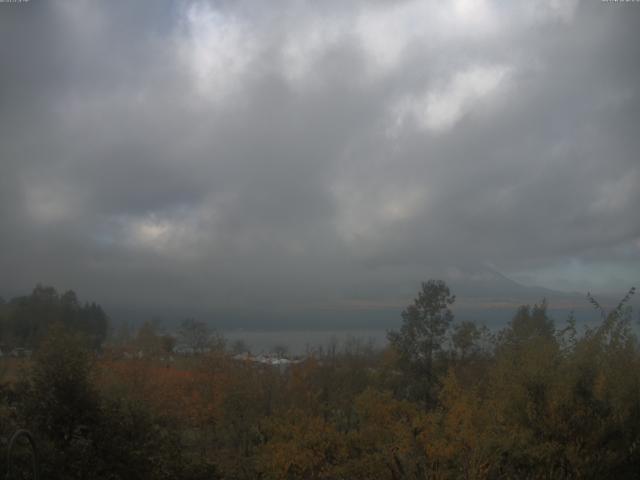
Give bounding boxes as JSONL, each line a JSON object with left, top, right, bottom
{"left": 0, "top": 281, "right": 638, "bottom": 479}
{"left": 0, "top": 285, "right": 108, "bottom": 349}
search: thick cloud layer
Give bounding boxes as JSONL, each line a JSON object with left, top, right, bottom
{"left": 0, "top": 0, "right": 638, "bottom": 318}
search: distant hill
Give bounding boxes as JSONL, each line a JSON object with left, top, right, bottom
{"left": 446, "top": 267, "right": 582, "bottom": 306}
{"left": 100, "top": 268, "right": 636, "bottom": 331}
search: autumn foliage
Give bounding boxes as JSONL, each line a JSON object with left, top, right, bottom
{"left": 0, "top": 284, "right": 638, "bottom": 479}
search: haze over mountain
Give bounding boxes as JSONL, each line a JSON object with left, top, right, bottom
{"left": 102, "top": 267, "right": 613, "bottom": 331}
{"left": 0, "top": 1, "right": 638, "bottom": 328}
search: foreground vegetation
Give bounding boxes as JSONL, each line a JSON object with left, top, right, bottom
{"left": 0, "top": 282, "right": 638, "bottom": 479}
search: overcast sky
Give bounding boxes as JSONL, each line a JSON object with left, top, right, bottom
{"left": 0, "top": 0, "right": 638, "bottom": 317}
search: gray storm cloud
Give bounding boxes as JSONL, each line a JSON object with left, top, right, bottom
{"left": 0, "top": 0, "right": 638, "bottom": 315}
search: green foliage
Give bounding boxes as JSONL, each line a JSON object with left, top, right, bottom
{"left": 18, "top": 326, "right": 101, "bottom": 478}
{"left": 89, "top": 398, "right": 185, "bottom": 480}
{"left": 387, "top": 279, "right": 455, "bottom": 405}
{"left": 451, "top": 320, "right": 491, "bottom": 361}
{"left": 15, "top": 325, "right": 190, "bottom": 480}
{"left": 21, "top": 325, "right": 100, "bottom": 448}
{"left": 434, "top": 288, "right": 640, "bottom": 479}
{"left": 498, "top": 299, "right": 555, "bottom": 350}
{"left": 2, "top": 284, "right": 108, "bottom": 348}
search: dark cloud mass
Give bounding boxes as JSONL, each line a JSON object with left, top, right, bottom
{"left": 0, "top": 0, "right": 638, "bottom": 322}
